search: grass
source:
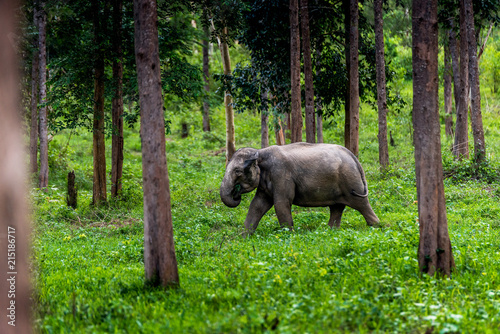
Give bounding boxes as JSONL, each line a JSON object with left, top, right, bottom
{"left": 33, "top": 67, "right": 500, "bottom": 332}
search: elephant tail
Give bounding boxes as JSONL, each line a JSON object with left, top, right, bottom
{"left": 346, "top": 150, "right": 369, "bottom": 198}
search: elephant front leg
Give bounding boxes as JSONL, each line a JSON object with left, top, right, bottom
{"left": 274, "top": 200, "right": 294, "bottom": 230}
{"left": 244, "top": 190, "right": 273, "bottom": 235}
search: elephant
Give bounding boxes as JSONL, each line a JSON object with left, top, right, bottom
{"left": 219, "top": 143, "right": 379, "bottom": 234}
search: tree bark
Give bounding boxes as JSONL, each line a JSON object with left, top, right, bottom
{"left": 344, "top": 0, "right": 360, "bottom": 156}
{"left": 111, "top": 0, "right": 124, "bottom": 197}
{"left": 453, "top": 0, "right": 469, "bottom": 159}
{"left": 37, "top": 0, "right": 49, "bottom": 190}
{"left": 92, "top": 0, "right": 107, "bottom": 205}
{"left": 0, "top": 0, "right": 32, "bottom": 331}
{"left": 290, "top": 0, "right": 302, "bottom": 142}
{"left": 444, "top": 40, "right": 454, "bottom": 137}
{"left": 217, "top": 27, "right": 235, "bottom": 164}
{"left": 202, "top": 25, "right": 211, "bottom": 132}
{"left": 448, "top": 26, "right": 460, "bottom": 131}
{"left": 134, "top": 0, "right": 179, "bottom": 287}
{"left": 300, "top": 0, "right": 315, "bottom": 143}
{"left": 412, "top": 0, "right": 454, "bottom": 277}
{"left": 464, "top": 0, "right": 485, "bottom": 163}
{"left": 30, "top": 22, "right": 39, "bottom": 176}
{"left": 261, "top": 89, "right": 269, "bottom": 148}
{"left": 374, "top": 0, "right": 389, "bottom": 168}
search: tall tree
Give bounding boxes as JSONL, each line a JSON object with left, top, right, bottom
{"left": 300, "top": 0, "right": 315, "bottom": 143}
{"left": 464, "top": 0, "right": 485, "bottom": 163}
{"left": 261, "top": 89, "right": 269, "bottom": 148}
{"left": 412, "top": 0, "right": 454, "bottom": 277}
{"left": 38, "top": 0, "right": 49, "bottom": 189}
{"left": 111, "top": 0, "right": 124, "bottom": 197}
{"left": 448, "top": 25, "right": 460, "bottom": 135}
{"left": 30, "top": 8, "right": 39, "bottom": 176}
{"left": 344, "top": 0, "right": 360, "bottom": 156}
{"left": 0, "top": 0, "right": 32, "bottom": 331}
{"left": 290, "top": 0, "right": 302, "bottom": 143}
{"left": 217, "top": 27, "right": 236, "bottom": 163}
{"left": 374, "top": 0, "right": 389, "bottom": 168}
{"left": 443, "top": 40, "right": 454, "bottom": 137}
{"left": 92, "top": 0, "right": 107, "bottom": 205}
{"left": 202, "top": 24, "right": 211, "bottom": 132}
{"left": 453, "top": 0, "right": 469, "bottom": 159}
{"left": 134, "top": 0, "right": 179, "bottom": 287}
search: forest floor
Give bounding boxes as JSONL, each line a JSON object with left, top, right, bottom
{"left": 32, "top": 87, "right": 500, "bottom": 333}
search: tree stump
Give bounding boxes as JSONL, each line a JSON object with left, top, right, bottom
{"left": 67, "top": 171, "right": 77, "bottom": 208}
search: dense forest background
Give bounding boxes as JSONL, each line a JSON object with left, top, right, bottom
{"left": 5, "top": 0, "right": 500, "bottom": 332}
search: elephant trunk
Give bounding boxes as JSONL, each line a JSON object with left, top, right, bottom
{"left": 220, "top": 177, "right": 241, "bottom": 208}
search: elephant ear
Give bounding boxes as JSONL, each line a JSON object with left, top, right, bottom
{"left": 243, "top": 152, "right": 259, "bottom": 173}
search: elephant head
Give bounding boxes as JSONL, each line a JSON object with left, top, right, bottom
{"left": 220, "top": 148, "right": 260, "bottom": 207}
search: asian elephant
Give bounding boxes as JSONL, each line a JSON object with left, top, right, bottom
{"left": 219, "top": 143, "right": 379, "bottom": 234}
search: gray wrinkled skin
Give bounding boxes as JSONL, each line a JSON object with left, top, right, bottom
{"left": 220, "top": 143, "right": 379, "bottom": 234}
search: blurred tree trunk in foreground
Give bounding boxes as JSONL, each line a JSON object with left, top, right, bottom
{"left": 0, "top": 0, "right": 32, "bottom": 331}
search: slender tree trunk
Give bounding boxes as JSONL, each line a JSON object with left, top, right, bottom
{"left": 464, "top": 0, "right": 485, "bottom": 163}
{"left": 111, "top": 0, "right": 124, "bottom": 197}
{"left": 374, "top": 0, "right": 389, "bottom": 168}
{"left": 344, "top": 0, "right": 360, "bottom": 155}
{"left": 202, "top": 25, "right": 211, "bottom": 132}
{"left": 92, "top": 0, "right": 107, "bottom": 205}
{"left": 315, "top": 40, "right": 324, "bottom": 143}
{"left": 261, "top": 89, "right": 269, "bottom": 148}
{"left": 448, "top": 26, "right": 460, "bottom": 128}
{"left": 300, "top": 0, "right": 315, "bottom": 143}
{"left": 67, "top": 171, "right": 77, "bottom": 208}
{"left": 134, "top": 0, "right": 179, "bottom": 287}
{"left": 217, "top": 27, "right": 235, "bottom": 164}
{"left": 30, "top": 39, "right": 39, "bottom": 175}
{"left": 477, "top": 23, "right": 493, "bottom": 60}
{"left": 290, "top": 0, "right": 302, "bottom": 142}
{"left": 0, "top": 0, "right": 32, "bottom": 331}
{"left": 453, "top": 0, "right": 469, "bottom": 159}
{"left": 38, "top": 0, "right": 49, "bottom": 190}
{"left": 412, "top": 0, "right": 454, "bottom": 277}
{"left": 444, "top": 40, "right": 454, "bottom": 137}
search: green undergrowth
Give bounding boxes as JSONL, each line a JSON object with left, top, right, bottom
{"left": 33, "top": 81, "right": 500, "bottom": 332}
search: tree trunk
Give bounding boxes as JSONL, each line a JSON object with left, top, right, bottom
{"left": 111, "top": 0, "right": 124, "bottom": 197}
{"left": 30, "top": 25, "right": 39, "bottom": 176}
{"left": 217, "top": 27, "right": 235, "bottom": 164}
{"left": 134, "top": 0, "right": 179, "bottom": 287}
{"left": 290, "top": 0, "right": 302, "bottom": 143}
{"left": 67, "top": 171, "right": 77, "bottom": 208}
{"left": 453, "top": 0, "right": 469, "bottom": 159}
{"left": 261, "top": 89, "right": 269, "bottom": 148}
{"left": 448, "top": 26, "right": 460, "bottom": 132}
{"left": 92, "top": 0, "right": 107, "bottom": 205}
{"left": 315, "top": 41, "right": 324, "bottom": 143}
{"left": 344, "top": 0, "right": 360, "bottom": 156}
{"left": 412, "top": 0, "right": 454, "bottom": 277}
{"left": 0, "top": 0, "right": 32, "bottom": 331}
{"left": 300, "top": 0, "right": 315, "bottom": 143}
{"left": 444, "top": 40, "right": 454, "bottom": 137}
{"left": 38, "top": 0, "right": 49, "bottom": 190}
{"left": 464, "top": 0, "right": 485, "bottom": 163}
{"left": 202, "top": 25, "right": 211, "bottom": 132}
{"left": 374, "top": 0, "right": 389, "bottom": 168}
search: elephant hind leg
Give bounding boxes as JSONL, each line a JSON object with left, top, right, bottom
{"left": 328, "top": 204, "right": 346, "bottom": 228}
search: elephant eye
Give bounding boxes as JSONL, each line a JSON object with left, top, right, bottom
{"left": 234, "top": 168, "right": 243, "bottom": 176}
